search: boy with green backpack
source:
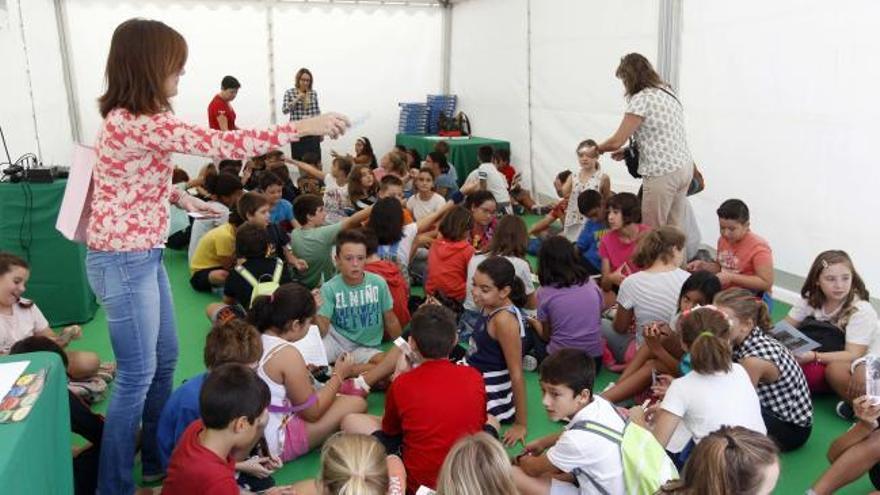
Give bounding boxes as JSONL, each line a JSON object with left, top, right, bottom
{"left": 206, "top": 222, "right": 292, "bottom": 324}
{"left": 512, "top": 349, "right": 677, "bottom": 495}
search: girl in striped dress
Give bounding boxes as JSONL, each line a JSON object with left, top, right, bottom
{"left": 466, "top": 256, "right": 529, "bottom": 447}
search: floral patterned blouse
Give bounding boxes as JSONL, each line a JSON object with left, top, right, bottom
{"left": 87, "top": 108, "right": 299, "bottom": 251}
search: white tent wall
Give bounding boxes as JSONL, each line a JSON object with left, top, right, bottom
{"left": 448, "top": 0, "right": 530, "bottom": 185}
{"left": 61, "top": 0, "right": 442, "bottom": 174}
{"left": 66, "top": 1, "right": 273, "bottom": 174}
{"left": 0, "top": 0, "right": 73, "bottom": 167}
{"left": 679, "top": 0, "right": 880, "bottom": 295}
{"left": 528, "top": 0, "right": 658, "bottom": 197}
{"left": 271, "top": 3, "right": 443, "bottom": 161}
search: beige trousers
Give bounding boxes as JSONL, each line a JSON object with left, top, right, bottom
{"left": 641, "top": 162, "right": 694, "bottom": 229}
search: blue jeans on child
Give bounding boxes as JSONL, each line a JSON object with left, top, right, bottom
{"left": 86, "top": 248, "right": 179, "bottom": 494}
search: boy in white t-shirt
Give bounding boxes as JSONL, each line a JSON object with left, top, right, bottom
{"left": 463, "top": 146, "right": 511, "bottom": 213}
{"left": 512, "top": 349, "right": 625, "bottom": 495}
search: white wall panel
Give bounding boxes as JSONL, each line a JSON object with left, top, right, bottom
{"left": 680, "top": 0, "right": 880, "bottom": 293}
{"left": 0, "top": 0, "right": 71, "bottom": 167}
{"left": 449, "top": 0, "right": 530, "bottom": 182}
{"left": 529, "top": 0, "right": 659, "bottom": 197}
{"left": 271, "top": 3, "right": 443, "bottom": 162}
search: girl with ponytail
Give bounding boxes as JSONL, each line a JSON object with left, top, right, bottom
{"left": 659, "top": 426, "right": 780, "bottom": 495}
{"left": 248, "top": 283, "right": 367, "bottom": 463}
{"left": 714, "top": 288, "right": 812, "bottom": 451}
{"left": 466, "top": 256, "right": 530, "bottom": 447}
{"left": 292, "top": 433, "right": 406, "bottom": 495}
{"left": 629, "top": 306, "right": 765, "bottom": 465}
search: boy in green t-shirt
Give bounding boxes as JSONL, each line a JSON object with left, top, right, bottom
{"left": 317, "top": 229, "right": 401, "bottom": 365}
{"left": 290, "top": 194, "right": 372, "bottom": 289}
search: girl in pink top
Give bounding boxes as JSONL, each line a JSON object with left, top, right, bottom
{"left": 85, "top": 18, "right": 348, "bottom": 494}
{"left": 599, "top": 192, "right": 651, "bottom": 294}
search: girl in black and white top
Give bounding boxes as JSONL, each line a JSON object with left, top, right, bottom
{"left": 716, "top": 288, "right": 813, "bottom": 452}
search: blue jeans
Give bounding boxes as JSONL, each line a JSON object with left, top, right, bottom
{"left": 86, "top": 249, "right": 179, "bottom": 494}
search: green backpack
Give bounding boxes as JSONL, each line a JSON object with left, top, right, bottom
{"left": 568, "top": 414, "right": 678, "bottom": 495}
{"left": 235, "top": 259, "right": 284, "bottom": 308}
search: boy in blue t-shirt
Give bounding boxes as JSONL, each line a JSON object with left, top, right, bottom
{"left": 574, "top": 189, "right": 608, "bottom": 276}
{"left": 317, "top": 229, "right": 402, "bottom": 365}
{"left": 259, "top": 173, "right": 294, "bottom": 231}
{"left": 155, "top": 320, "right": 268, "bottom": 482}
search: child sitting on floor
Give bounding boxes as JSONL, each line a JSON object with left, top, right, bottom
{"left": 810, "top": 395, "right": 880, "bottom": 494}
{"left": 259, "top": 173, "right": 294, "bottom": 232}
{"left": 493, "top": 148, "right": 538, "bottom": 214}
{"left": 610, "top": 226, "right": 690, "bottom": 361}
{"left": 290, "top": 433, "right": 406, "bottom": 495}
{"left": 601, "top": 270, "right": 721, "bottom": 405}
{"left": 467, "top": 257, "right": 530, "bottom": 447}
{"left": 341, "top": 305, "right": 489, "bottom": 493}
{"left": 364, "top": 228, "right": 411, "bottom": 330}
{"left": 715, "top": 288, "right": 812, "bottom": 452}
{"left": 288, "top": 156, "right": 353, "bottom": 224}
{"left": 237, "top": 192, "right": 307, "bottom": 273}
{"left": 407, "top": 167, "right": 446, "bottom": 221}
{"left": 462, "top": 216, "right": 537, "bottom": 344}
{"left": 528, "top": 236, "right": 603, "bottom": 367}
{"left": 162, "top": 364, "right": 295, "bottom": 494}
{"left": 251, "top": 283, "right": 368, "bottom": 463}
{"left": 290, "top": 194, "right": 372, "bottom": 289}
{"left": 435, "top": 432, "right": 518, "bottom": 495}
{"left": 782, "top": 250, "right": 878, "bottom": 417}
{"left": 686, "top": 198, "right": 774, "bottom": 296}
{"left": 425, "top": 206, "right": 476, "bottom": 304}
{"left": 599, "top": 192, "right": 650, "bottom": 296}
{"left": 156, "top": 320, "right": 276, "bottom": 489}
{"left": 561, "top": 139, "right": 611, "bottom": 241}
{"left": 349, "top": 164, "right": 379, "bottom": 212}
{"left": 0, "top": 252, "right": 111, "bottom": 396}
{"left": 512, "top": 349, "right": 674, "bottom": 494}
{"left": 574, "top": 189, "right": 608, "bottom": 276}
{"left": 465, "top": 191, "right": 499, "bottom": 252}
{"left": 317, "top": 230, "right": 402, "bottom": 365}
{"left": 659, "top": 426, "right": 779, "bottom": 495}
{"left": 205, "top": 223, "right": 293, "bottom": 324}
{"left": 189, "top": 208, "right": 244, "bottom": 293}
{"left": 187, "top": 172, "right": 244, "bottom": 262}
{"left": 629, "top": 306, "right": 766, "bottom": 466}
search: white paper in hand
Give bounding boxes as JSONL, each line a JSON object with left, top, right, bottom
{"left": 292, "top": 325, "right": 329, "bottom": 367}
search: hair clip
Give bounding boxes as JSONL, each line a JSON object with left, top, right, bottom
{"left": 821, "top": 259, "right": 829, "bottom": 269}
{"left": 699, "top": 331, "right": 715, "bottom": 338}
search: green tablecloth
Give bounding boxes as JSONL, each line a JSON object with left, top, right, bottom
{"left": 395, "top": 134, "right": 511, "bottom": 185}
{"left": 0, "top": 180, "right": 97, "bottom": 326}
{"left": 0, "top": 352, "right": 74, "bottom": 494}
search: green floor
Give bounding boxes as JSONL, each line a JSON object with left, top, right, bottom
{"left": 67, "top": 248, "right": 873, "bottom": 493}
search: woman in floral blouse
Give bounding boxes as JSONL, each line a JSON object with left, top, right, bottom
{"left": 87, "top": 19, "right": 347, "bottom": 493}
{"left": 282, "top": 67, "right": 323, "bottom": 161}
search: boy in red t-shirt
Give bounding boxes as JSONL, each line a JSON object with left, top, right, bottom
{"left": 341, "top": 305, "right": 492, "bottom": 493}
{"left": 687, "top": 198, "right": 774, "bottom": 294}
{"left": 492, "top": 148, "right": 538, "bottom": 212}
{"left": 163, "top": 363, "right": 292, "bottom": 495}
{"left": 207, "top": 76, "right": 240, "bottom": 130}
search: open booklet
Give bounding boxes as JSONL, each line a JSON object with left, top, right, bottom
{"left": 292, "top": 325, "right": 329, "bottom": 368}
{"left": 770, "top": 320, "right": 821, "bottom": 356}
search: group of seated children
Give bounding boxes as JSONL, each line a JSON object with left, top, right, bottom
{"left": 12, "top": 134, "right": 880, "bottom": 494}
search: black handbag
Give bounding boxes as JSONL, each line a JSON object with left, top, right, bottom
{"left": 624, "top": 137, "right": 641, "bottom": 179}
{"left": 798, "top": 317, "right": 846, "bottom": 353}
